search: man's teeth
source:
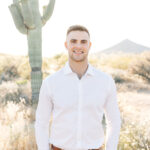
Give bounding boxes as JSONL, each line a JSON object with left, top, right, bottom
{"left": 73, "top": 51, "right": 83, "bottom": 54}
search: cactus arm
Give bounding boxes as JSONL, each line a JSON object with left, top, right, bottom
{"left": 8, "top": 3, "right": 27, "bottom": 34}
{"left": 41, "top": 0, "right": 55, "bottom": 26}
{"left": 19, "top": 0, "right": 35, "bottom": 29}
{"left": 9, "top": 3, "right": 27, "bottom": 34}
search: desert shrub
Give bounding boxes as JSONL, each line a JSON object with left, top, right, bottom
{"left": 17, "top": 57, "right": 31, "bottom": 80}
{"left": 53, "top": 53, "right": 68, "bottom": 69}
{"left": 0, "top": 55, "right": 31, "bottom": 81}
{"left": 42, "top": 57, "right": 51, "bottom": 78}
{"left": 42, "top": 53, "right": 68, "bottom": 79}
{"left": 0, "top": 65, "right": 19, "bottom": 83}
{"left": 0, "top": 55, "right": 18, "bottom": 74}
{"left": 89, "top": 55, "right": 102, "bottom": 68}
{"left": 97, "top": 53, "right": 135, "bottom": 70}
{"left": 114, "top": 75, "right": 126, "bottom": 83}
{"left": 118, "top": 118, "right": 150, "bottom": 150}
{"left": 0, "top": 81, "right": 31, "bottom": 104}
{"left": 111, "top": 70, "right": 133, "bottom": 83}
{"left": 128, "top": 51, "right": 150, "bottom": 83}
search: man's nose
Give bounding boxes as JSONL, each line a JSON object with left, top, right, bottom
{"left": 75, "top": 42, "right": 81, "bottom": 48}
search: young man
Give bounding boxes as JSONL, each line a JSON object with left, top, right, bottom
{"left": 35, "top": 25, "right": 122, "bottom": 150}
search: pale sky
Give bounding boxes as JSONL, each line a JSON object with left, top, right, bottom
{"left": 0, "top": 0, "right": 150, "bottom": 57}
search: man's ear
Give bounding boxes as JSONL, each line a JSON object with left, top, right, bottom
{"left": 64, "top": 41, "right": 67, "bottom": 49}
{"left": 89, "top": 42, "right": 92, "bottom": 49}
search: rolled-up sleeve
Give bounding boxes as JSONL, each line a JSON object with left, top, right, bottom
{"left": 34, "top": 79, "right": 53, "bottom": 150}
{"left": 103, "top": 76, "right": 122, "bottom": 150}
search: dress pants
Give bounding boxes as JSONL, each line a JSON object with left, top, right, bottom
{"left": 50, "top": 144, "right": 104, "bottom": 150}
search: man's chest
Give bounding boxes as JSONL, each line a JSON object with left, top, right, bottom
{"left": 50, "top": 77, "right": 108, "bottom": 110}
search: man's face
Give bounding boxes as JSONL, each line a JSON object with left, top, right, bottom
{"left": 65, "top": 31, "right": 91, "bottom": 62}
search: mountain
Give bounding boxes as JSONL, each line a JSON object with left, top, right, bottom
{"left": 97, "top": 39, "right": 150, "bottom": 54}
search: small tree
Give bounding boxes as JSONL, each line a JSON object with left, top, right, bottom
{"left": 9, "top": 0, "right": 55, "bottom": 103}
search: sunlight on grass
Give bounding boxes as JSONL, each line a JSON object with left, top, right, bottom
{"left": 0, "top": 52, "right": 150, "bottom": 149}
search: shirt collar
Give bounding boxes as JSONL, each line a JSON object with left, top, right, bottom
{"left": 63, "top": 61, "right": 94, "bottom": 76}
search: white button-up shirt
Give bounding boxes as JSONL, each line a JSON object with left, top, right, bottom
{"left": 35, "top": 61, "right": 122, "bottom": 150}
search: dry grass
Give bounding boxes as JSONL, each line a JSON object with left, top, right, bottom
{"left": 0, "top": 99, "right": 37, "bottom": 150}
{"left": 0, "top": 52, "right": 150, "bottom": 149}
{"left": 118, "top": 91, "right": 150, "bottom": 121}
{"left": 95, "top": 53, "right": 135, "bottom": 70}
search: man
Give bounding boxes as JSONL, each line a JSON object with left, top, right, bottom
{"left": 35, "top": 25, "right": 122, "bottom": 150}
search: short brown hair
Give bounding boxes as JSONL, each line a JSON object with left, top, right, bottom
{"left": 67, "top": 25, "right": 90, "bottom": 37}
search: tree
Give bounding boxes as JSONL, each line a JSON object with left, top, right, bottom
{"left": 9, "top": 0, "right": 55, "bottom": 103}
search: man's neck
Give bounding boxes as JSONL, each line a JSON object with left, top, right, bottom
{"left": 69, "top": 59, "right": 88, "bottom": 79}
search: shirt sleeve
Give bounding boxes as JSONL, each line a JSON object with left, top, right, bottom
{"left": 34, "top": 79, "right": 53, "bottom": 150}
{"left": 103, "top": 76, "right": 122, "bottom": 150}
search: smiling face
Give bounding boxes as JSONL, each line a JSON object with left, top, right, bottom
{"left": 65, "top": 30, "right": 91, "bottom": 62}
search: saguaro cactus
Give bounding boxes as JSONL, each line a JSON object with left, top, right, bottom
{"left": 9, "top": 0, "right": 55, "bottom": 102}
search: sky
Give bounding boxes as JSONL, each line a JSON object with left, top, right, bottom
{"left": 0, "top": 0, "right": 150, "bottom": 57}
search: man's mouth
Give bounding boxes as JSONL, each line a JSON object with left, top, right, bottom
{"left": 73, "top": 50, "right": 84, "bottom": 54}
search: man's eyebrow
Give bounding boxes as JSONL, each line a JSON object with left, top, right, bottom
{"left": 70, "top": 39, "right": 77, "bottom": 41}
{"left": 81, "top": 39, "right": 87, "bottom": 42}
{"left": 70, "top": 39, "right": 88, "bottom": 42}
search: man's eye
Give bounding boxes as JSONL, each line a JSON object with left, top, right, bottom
{"left": 81, "top": 40, "right": 87, "bottom": 44}
{"left": 70, "top": 40, "right": 77, "bottom": 43}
